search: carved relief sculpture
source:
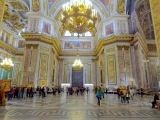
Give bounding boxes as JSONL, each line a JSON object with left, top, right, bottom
{"left": 117, "top": 0, "right": 125, "bottom": 14}
{"left": 32, "top": 0, "right": 40, "bottom": 12}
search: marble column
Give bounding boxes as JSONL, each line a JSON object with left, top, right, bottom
{"left": 91, "top": 59, "right": 96, "bottom": 85}
{"left": 22, "top": 44, "right": 38, "bottom": 85}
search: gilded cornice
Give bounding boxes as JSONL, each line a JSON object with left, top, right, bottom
{"left": 133, "top": 32, "right": 149, "bottom": 54}
{"left": 21, "top": 33, "right": 133, "bottom": 56}
{"left": 0, "top": 40, "right": 24, "bottom": 55}
{"left": 95, "top": 34, "right": 133, "bottom": 55}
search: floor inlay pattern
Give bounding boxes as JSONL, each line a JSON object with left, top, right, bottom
{"left": 0, "top": 92, "right": 159, "bottom": 120}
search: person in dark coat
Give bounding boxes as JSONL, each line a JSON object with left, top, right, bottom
{"left": 152, "top": 93, "right": 159, "bottom": 108}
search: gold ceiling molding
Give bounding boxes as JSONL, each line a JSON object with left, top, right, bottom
{"left": 94, "top": 34, "right": 133, "bottom": 55}
{"left": 21, "top": 33, "right": 133, "bottom": 56}
{"left": 0, "top": 40, "right": 24, "bottom": 55}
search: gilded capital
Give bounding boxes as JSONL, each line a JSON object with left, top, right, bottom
{"left": 123, "top": 46, "right": 130, "bottom": 50}
{"left": 117, "top": 45, "right": 123, "bottom": 50}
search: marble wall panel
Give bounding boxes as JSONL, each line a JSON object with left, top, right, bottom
{"left": 13, "top": 63, "right": 20, "bottom": 85}
{"left": 59, "top": 60, "right": 63, "bottom": 85}
{"left": 30, "top": 50, "right": 38, "bottom": 84}
{"left": 92, "top": 62, "right": 96, "bottom": 85}
{"left": 88, "top": 64, "right": 91, "bottom": 84}
{"left": 23, "top": 50, "right": 31, "bottom": 84}
{"left": 125, "top": 50, "right": 132, "bottom": 83}
{"left": 135, "top": 48, "right": 142, "bottom": 88}
{"left": 63, "top": 64, "right": 67, "bottom": 83}
{"left": 107, "top": 55, "right": 116, "bottom": 84}
{"left": 118, "top": 50, "right": 125, "bottom": 86}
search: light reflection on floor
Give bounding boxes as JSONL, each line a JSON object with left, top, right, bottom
{"left": 0, "top": 92, "right": 159, "bottom": 120}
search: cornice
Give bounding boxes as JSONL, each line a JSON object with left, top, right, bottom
{"left": 95, "top": 34, "right": 133, "bottom": 54}
{"left": 0, "top": 40, "right": 24, "bottom": 55}
{"left": 21, "top": 33, "right": 134, "bottom": 56}
{"left": 133, "top": 32, "right": 149, "bottom": 54}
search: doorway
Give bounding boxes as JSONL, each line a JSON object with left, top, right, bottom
{"left": 72, "top": 69, "right": 83, "bottom": 87}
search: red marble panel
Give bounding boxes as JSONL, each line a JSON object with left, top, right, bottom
{"left": 24, "top": 50, "right": 31, "bottom": 72}
{"left": 125, "top": 50, "right": 131, "bottom": 82}
{"left": 29, "top": 50, "right": 38, "bottom": 84}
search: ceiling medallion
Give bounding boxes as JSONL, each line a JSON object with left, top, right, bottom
{"left": 60, "top": 0, "right": 98, "bottom": 35}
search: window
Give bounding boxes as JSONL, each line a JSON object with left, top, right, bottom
{"left": 85, "top": 32, "right": 92, "bottom": 36}
{"left": 64, "top": 31, "right": 71, "bottom": 36}
{"left": 74, "top": 33, "right": 82, "bottom": 37}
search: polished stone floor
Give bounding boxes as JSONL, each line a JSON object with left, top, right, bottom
{"left": 0, "top": 92, "right": 159, "bottom": 120}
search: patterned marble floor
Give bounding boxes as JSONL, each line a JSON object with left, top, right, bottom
{"left": 0, "top": 92, "right": 159, "bottom": 120}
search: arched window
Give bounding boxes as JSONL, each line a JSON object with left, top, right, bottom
{"left": 74, "top": 33, "right": 82, "bottom": 37}
{"left": 85, "top": 32, "right": 92, "bottom": 36}
{"left": 64, "top": 31, "right": 71, "bottom": 36}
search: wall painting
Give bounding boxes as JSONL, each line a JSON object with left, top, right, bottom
{"left": 105, "top": 23, "right": 114, "bottom": 35}
{"left": 18, "top": 40, "right": 25, "bottom": 48}
{"left": 64, "top": 41, "right": 91, "bottom": 49}
{"left": 42, "top": 21, "right": 51, "bottom": 34}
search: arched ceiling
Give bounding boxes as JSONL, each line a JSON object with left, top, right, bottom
{"left": 3, "top": 0, "right": 30, "bottom": 33}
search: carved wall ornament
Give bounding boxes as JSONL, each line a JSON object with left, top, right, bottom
{"left": 32, "top": 0, "right": 40, "bottom": 12}
{"left": 9, "top": 14, "right": 19, "bottom": 22}
{"left": 13, "top": 23, "right": 25, "bottom": 30}
{"left": 123, "top": 46, "right": 129, "bottom": 50}
{"left": 117, "top": 0, "right": 125, "bottom": 14}
{"left": 10, "top": 2, "right": 23, "bottom": 10}
{"left": 32, "top": 44, "right": 39, "bottom": 49}
{"left": 3, "top": 11, "right": 10, "bottom": 21}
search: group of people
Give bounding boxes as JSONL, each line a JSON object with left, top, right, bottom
{"left": 8, "top": 86, "right": 35, "bottom": 101}
{"left": 66, "top": 86, "right": 89, "bottom": 96}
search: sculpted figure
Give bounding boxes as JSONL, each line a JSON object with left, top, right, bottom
{"left": 117, "top": 0, "right": 125, "bottom": 14}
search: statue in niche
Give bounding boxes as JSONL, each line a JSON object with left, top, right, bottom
{"left": 117, "top": 0, "right": 125, "bottom": 14}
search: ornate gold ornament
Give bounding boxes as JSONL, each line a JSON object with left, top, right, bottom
{"left": 32, "top": 0, "right": 40, "bottom": 12}
{"left": 10, "top": 2, "right": 23, "bottom": 10}
{"left": 117, "top": 0, "right": 125, "bottom": 14}
{"left": 60, "top": 0, "right": 99, "bottom": 35}
{"left": 13, "top": 23, "right": 25, "bottom": 30}
{"left": 10, "top": 14, "right": 19, "bottom": 22}
{"left": 3, "top": 11, "right": 10, "bottom": 21}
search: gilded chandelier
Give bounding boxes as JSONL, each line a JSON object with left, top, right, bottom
{"left": 73, "top": 59, "right": 83, "bottom": 71}
{"left": 0, "top": 54, "right": 14, "bottom": 79}
{"left": 60, "top": 0, "right": 98, "bottom": 35}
